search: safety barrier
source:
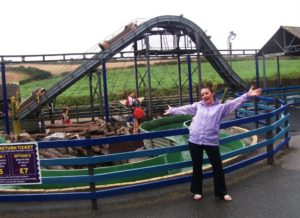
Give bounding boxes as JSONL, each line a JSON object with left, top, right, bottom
{"left": 0, "top": 94, "right": 290, "bottom": 210}
{"left": 263, "top": 86, "right": 300, "bottom": 105}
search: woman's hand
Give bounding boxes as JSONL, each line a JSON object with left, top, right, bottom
{"left": 163, "top": 105, "right": 173, "bottom": 115}
{"left": 248, "top": 85, "right": 262, "bottom": 97}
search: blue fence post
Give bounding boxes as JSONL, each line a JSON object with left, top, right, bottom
{"left": 284, "top": 103, "right": 289, "bottom": 148}
{"left": 187, "top": 54, "right": 193, "bottom": 104}
{"left": 254, "top": 97, "right": 259, "bottom": 128}
{"left": 102, "top": 59, "right": 110, "bottom": 122}
{"left": 275, "top": 99, "right": 280, "bottom": 134}
{"left": 266, "top": 110, "right": 273, "bottom": 165}
{"left": 1, "top": 62, "right": 10, "bottom": 135}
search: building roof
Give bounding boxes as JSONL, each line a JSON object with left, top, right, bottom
{"left": 257, "top": 26, "right": 300, "bottom": 56}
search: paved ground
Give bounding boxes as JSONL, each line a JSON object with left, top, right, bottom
{"left": 0, "top": 106, "right": 299, "bottom": 218}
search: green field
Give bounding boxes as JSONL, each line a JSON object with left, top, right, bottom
{"left": 20, "top": 57, "right": 300, "bottom": 106}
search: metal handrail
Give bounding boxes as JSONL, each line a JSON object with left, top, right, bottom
{"left": 0, "top": 96, "right": 290, "bottom": 206}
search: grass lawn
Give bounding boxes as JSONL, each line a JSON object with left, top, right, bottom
{"left": 20, "top": 57, "right": 300, "bottom": 105}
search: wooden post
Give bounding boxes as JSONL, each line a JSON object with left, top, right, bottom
{"left": 76, "top": 105, "right": 79, "bottom": 123}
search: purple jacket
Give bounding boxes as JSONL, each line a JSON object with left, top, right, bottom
{"left": 169, "top": 93, "right": 250, "bottom": 146}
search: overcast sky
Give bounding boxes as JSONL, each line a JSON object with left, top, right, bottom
{"left": 1, "top": 0, "right": 299, "bottom": 55}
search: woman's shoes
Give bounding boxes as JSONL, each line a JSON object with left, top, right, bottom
{"left": 193, "top": 194, "right": 202, "bottom": 200}
{"left": 223, "top": 194, "right": 232, "bottom": 202}
{"left": 193, "top": 194, "right": 232, "bottom": 201}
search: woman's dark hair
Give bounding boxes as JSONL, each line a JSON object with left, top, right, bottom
{"left": 200, "top": 85, "right": 214, "bottom": 93}
{"left": 199, "top": 82, "right": 215, "bottom": 93}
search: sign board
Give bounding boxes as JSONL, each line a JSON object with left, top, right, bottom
{"left": 0, "top": 142, "right": 41, "bottom": 185}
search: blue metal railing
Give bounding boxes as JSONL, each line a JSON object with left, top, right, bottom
{"left": 0, "top": 93, "right": 291, "bottom": 206}
{"left": 263, "top": 86, "right": 300, "bottom": 105}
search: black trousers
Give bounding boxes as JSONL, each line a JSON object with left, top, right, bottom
{"left": 188, "top": 141, "right": 228, "bottom": 197}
